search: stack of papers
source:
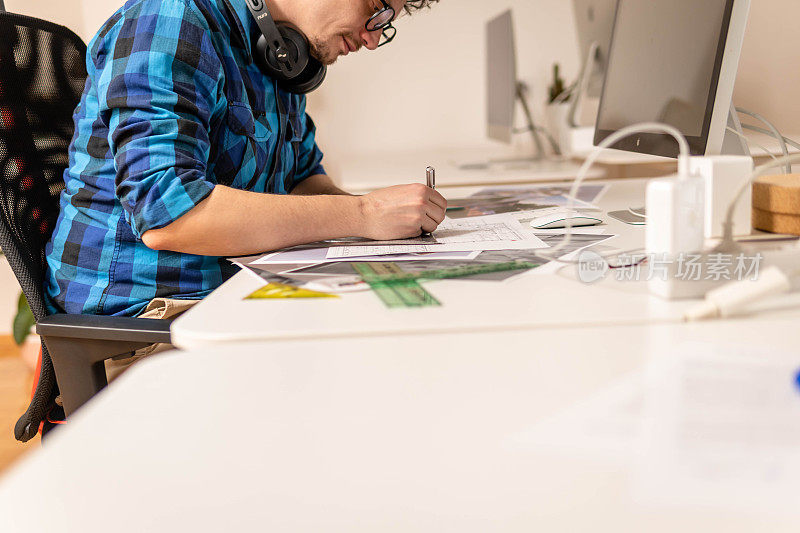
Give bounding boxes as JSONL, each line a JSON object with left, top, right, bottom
{"left": 253, "top": 248, "right": 479, "bottom": 265}
{"left": 325, "top": 214, "right": 548, "bottom": 259}
{"left": 233, "top": 183, "right": 618, "bottom": 292}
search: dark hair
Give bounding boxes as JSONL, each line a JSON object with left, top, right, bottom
{"left": 404, "top": 0, "right": 440, "bottom": 14}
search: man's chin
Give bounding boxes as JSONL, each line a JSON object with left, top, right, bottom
{"left": 309, "top": 41, "right": 339, "bottom": 66}
{"left": 319, "top": 55, "right": 339, "bottom": 66}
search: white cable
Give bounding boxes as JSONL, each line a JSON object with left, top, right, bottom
{"left": 536, "top": 122, "right": 691, "bottom": 263}
{"left": 683, "top": 266, "right": 797, "bottom": 321}
{"left": 740, "top": 124, "right": 800, "bottom": 152}
{"left": 736, "top": 107, "right": 791, "bottom": 174}
{"left": 716, "top": 152, "right": 800, "bottom": 253}
{"left": 726, "top": 126, "right": 780, "bottom": 167}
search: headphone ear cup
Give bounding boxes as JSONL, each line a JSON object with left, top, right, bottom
{"left": 254, "top": 24, "right": 327, "bottom": 94}
{"left": 255, "top": 24, "right": 310, "bottom": 82}
{"left": 285, "top": 60, "right": 327, "bottom": 94}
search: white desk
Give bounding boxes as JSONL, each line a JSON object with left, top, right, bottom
{"left": 2, "top": 319, "right": 799, "bottom": 531}
{"left": 171, "top": 178, "right": 800, "bottom": 349}
{"left": 334, "top": 131, "right": 799, "bottom": 193}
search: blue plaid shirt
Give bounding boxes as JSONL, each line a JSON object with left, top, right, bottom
{"left": 45, "top": 0, "right": 326, "bottom": 317}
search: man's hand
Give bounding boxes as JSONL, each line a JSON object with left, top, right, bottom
{"left": 359, "top": 184, "right": 447, "bottom": 240}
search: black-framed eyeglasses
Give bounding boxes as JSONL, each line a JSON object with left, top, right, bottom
{"left": 366, "top": 0, "right": 397, "bottom": 47}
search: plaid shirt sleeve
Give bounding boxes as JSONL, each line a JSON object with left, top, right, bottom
{"left": 97, "top": 0, "right": 223, "bottom": 239}
{"left": 293, "top": 95, "right": 326, "bottom": 184}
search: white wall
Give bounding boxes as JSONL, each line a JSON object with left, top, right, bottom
{"left": 735, "top": 0, "right": 800, "bottom": 134}
{"left": 36, "top": 0, "right": 800, "bottom": 175}
{"left": 4, "top": 0, "right": 86, "bottom": 37}
{"left": 79, "top": 0, "right": 123, "bottom": 42}
{"left": 307, "top": 0, "right": 582, "bottom": 178}
{"left": 308, "top": 0, "right": 800, "bottom": 181}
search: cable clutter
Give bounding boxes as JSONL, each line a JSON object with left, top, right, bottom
{"left": 543, "top": 121, "right": 800, "bottom": 321}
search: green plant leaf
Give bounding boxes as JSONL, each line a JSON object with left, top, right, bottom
{"left": 12, "top": 293, "right": 35, "bottom": 346}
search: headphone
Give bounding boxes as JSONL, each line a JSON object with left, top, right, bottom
{"left": 244, "top": 0, "right": 327, "bottom": 94}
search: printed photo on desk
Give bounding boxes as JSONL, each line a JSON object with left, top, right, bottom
{"left": 270, "top": 233, "right": 615, "bottom": 284}
{"left": 447, "top": 183, "right": 608, "bottom": 219}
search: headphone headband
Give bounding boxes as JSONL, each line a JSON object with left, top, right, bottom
{"left": 244, "top": 0, "right": 295, "bottom": 77}
{"left": 244, "top": 0, "right": 327, "bottom": 94}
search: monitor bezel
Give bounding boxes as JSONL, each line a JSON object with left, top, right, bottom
{"left": 593, "top": 0, "right": 743, "bottom": 158}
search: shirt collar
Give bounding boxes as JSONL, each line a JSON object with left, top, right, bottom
{"left": 220, "top": 0, "right": 256, "bottom": 62}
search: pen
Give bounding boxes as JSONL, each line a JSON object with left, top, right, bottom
{"left": 426, "top": 166, "right": 435, "bottom": 190}
{"left": 422, "top": 165, "right": 436, "bottom": 236}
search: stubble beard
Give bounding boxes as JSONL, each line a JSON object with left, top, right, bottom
{"left": 309, "top": 37, "right": 339, "bottom": 66}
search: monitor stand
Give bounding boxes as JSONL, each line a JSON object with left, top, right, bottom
{"left": 721, "top": 102, "right": 751, "bottom": 156}
{"left": 457, "top": 81, "right": 563, "bottom": 172}
{"left": 569, "top": 41, "right": 601, "bottom": 129}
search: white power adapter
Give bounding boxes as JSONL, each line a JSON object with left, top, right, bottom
{"left": 645, "top": 154, "right": 799, "bottom": 301}
{"left": 645, "top": 159, "right": 705, "bottom": 256}
{"left": 646, "top": 157, "right": 706, "bottom": 299}
{"left": 689, "top": 156, "right": 754, "bottom": 239}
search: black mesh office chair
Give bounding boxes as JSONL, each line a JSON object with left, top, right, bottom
{"left": 0, "top": 9, "right": 171, "bottom": 442}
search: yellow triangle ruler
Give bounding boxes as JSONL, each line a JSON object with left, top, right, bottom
{"left": 246, "top": 283, "right": 339, "bottom": 300}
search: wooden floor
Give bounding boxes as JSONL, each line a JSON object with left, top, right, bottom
{"left": 0, "top": 336, "right": 39, "bottom": 475}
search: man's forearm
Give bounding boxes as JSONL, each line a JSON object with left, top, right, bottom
{"left": 290, "top": 174, "right": 351, "bottom": 196}
{"left": 142, "top": 185, "right": 363, "bottom": 256}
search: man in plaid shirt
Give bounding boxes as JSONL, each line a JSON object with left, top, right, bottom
{"left": 45, "top": 0, "right": 445, "bottom": 321}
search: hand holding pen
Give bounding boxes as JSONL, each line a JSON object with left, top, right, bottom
{"left": 355, "top": 167, "right": 447, "bottom": 240}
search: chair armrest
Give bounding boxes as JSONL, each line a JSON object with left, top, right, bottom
{"left": 36, "top": 314, "right": 171, "bottom": 344}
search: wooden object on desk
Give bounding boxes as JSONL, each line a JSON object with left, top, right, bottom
{"left": 752, "top": 174, "right": 800, "bottom": 235}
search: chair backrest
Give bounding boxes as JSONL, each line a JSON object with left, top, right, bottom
{"left": 0, "top": 10, "right": 87, "bottom": 441}
{"left": 0, "top": 11, "right": 87, "bottom": 320}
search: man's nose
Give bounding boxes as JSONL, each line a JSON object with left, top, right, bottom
{"left": 360, "top": 27, "right": 381, "bottom": 51}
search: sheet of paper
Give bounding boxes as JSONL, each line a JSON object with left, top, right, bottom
{"left": 253, "top": 248, "right": 481, "bottom": 265}
{"left": 326, "top": 241, "right": 546, "bottom": 259}
{"left": 475, "top": 183, "right": 608, "bottom": 205}
{"left": 528, "top": 234, "right": 618, "bottom": 276}
{"left": 473, "top": 207, "right": 606, "bottom": 229}
{"left": 510, "top": 341, "right": 800, "bottom": 513}
{"left": 236, "top": 263, "right": 370, "bottom": 293}
{"left": 634, "top": 343, "right": 800, "bottom": 512}
{"left": 518, "top": 197, "right": 599, "bottom": 209}
{"left": 325, "top": 214, "right": 548, "bottom": 258}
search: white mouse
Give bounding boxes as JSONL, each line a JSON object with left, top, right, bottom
{"left": 530, "top": 211, "right": 603, "bottom": 229}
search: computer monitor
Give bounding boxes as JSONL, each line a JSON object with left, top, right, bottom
{"left": 486, "top": 10, "right": 517, "bottom": 144}
{"left": 485, "top": 9, "right": 550, "bottom": 160}
{"left": 594, "top": 0, "right": 751, "bottom": 158}
{"left": 572, "top": 0, "right": 617, "bottom": 100}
